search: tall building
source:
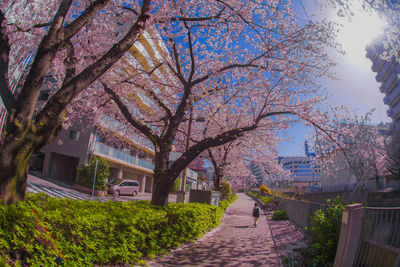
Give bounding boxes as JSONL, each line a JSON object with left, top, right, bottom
{"left": 366, "top": 36, "right": 400, "bottom": 123}
{"left": 280, "top": 156, "right": 321, "bottom": 193}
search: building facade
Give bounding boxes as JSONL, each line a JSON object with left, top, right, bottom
{"left": 280, "top": 156, "right": 321, "bottom": 193}
{"left": 366, "top": 37, "right": 400, "bottom": 123}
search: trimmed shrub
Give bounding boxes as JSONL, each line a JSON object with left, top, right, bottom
{"left": 272, "top": 210, "right": 288, "bottom": 220}
{"left": 75, "top": 156, "right": 110, "bottom": 190}
{"left": 248, "top": 191, "right": 272, "bottom": 205}
{"left": 0, "top": 193, "right": 231, "bottom": 265}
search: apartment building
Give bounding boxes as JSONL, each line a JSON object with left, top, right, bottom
{"left": 30, "top": 29, "right": 176, "bottom": 193}
{"left": 366, "top": 35, "right": 400, "bottom": 123}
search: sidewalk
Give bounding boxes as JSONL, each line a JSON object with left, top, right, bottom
{"left": 150, "top": 193, "right": 280, "bottom": 266}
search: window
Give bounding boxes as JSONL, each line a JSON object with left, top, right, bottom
{"left": 69, "top": 130, "right": 80, "bottom": 141}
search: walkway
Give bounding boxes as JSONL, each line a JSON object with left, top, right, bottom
{"left": 150, "top": 193, "right": 280, "bottom": 266}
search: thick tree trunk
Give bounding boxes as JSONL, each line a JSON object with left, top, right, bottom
{"left": 151, "top": 171, "right": 173, "bottom": 206}
{"left": 150, "top": 148, "right": 173, "bottom": 206}
{"left": 0, "top": 131, "right": 39, "bottom": 204}
{"left": 0, "top": 111, "right": 63, "bottom": 203}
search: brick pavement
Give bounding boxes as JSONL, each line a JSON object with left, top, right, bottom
{"left": 150, "top": 193, "right": 280, "bottom": 267}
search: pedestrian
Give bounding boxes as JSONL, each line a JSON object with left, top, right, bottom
{"left": 252, "top": 202, "right": 261, "bottom": 227}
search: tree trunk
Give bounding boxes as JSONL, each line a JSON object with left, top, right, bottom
{"left": 0, "top": 132, "right": 39, "bottom": 204}
{"left": 0, "top": 111, "right": 63, "bottom": 204}
{"left": 213, "top": 169, "right": 223, "bottom": 191}
{"left": 151, "top": 171, "right": 173, "bottom": 206}
{"left": 150, "top": 148, "right": 173, "bottom": 206}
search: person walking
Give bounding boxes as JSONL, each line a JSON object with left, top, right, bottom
{"left": 252, "top": 202, "right": 261, "bottom": 227}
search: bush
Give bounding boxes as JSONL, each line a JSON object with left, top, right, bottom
{"left": 259, "top": 185, "right": 271, "bottom": 195}
{"left": 303, "top": 197, "right": 344, "bottom": 266}
{"left": 0, "top": 193, "right": 231, "bottom": 265}
{"left": 248, "top": 191, "right": 272, "bottom": 205}
{"left": 170, "top": 178, "right": 180, "bottom": 192}
{"left": 272, "top": 210, "right": 288, "bottom": 220}
{"left": 220, "top": 180, "right": 233, "bottom": 201}
{"left": 75, "top": 156, "right": 110, "bottom": 190}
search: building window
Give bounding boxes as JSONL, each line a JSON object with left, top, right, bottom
{"left": 69, "top": 130, "right": 80, "bottom": 141}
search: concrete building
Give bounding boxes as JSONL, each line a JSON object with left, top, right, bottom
{"left": 280, "top": 156, "right": 321, "bottom": 193}
{"left": 248, "top": 162, "right": 266, "bottom": 187}
{"left": 366, "top": 36, "right": 400, "bottom": 123}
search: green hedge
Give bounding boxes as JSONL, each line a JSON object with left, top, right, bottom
{"left": 0, "top": 193, "right": 231, "bottom": 266}
{"left": 248, "top": 191, "right": 272, "bottom": 205}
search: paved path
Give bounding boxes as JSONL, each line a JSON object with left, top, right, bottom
{"left": 151, "top": 193, "right": 279, "bottom": 266}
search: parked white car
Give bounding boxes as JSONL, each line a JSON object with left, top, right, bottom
{"left": 109, "top": 179, "right": 139, "bottom": 197}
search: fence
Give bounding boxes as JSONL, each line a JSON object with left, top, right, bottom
{"left": 352, "top": 207, "right": 400, "bottom": 267}
{"left": 273, "top": 196, "right": 330, "bottom": 239}
{"left": 267, "top": 194, "right": 400, "bottom": 266}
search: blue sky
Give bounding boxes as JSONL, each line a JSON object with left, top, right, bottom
{"left": 278, "top": 0, "right": 390, "bottom": 157}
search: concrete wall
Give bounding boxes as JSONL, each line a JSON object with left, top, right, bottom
{"left": 42, "top": 124, "right": 93, "bottom": 179}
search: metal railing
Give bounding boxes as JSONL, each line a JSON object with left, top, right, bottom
{"left": 274, "top": 196, "right": 330, "bottom": 239}
{"left": 92, "top": 142, "right": 154, "bottom": 171}
{"left": 353, "top": 207, "right": 400, "bottom": 267}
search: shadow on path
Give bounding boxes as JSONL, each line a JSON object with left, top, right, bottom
{"left": 150, "top": 193, "right": 279, "bottom": 267}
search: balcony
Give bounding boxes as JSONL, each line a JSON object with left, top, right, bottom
{"left": 390, "top": 100, "right": 400, "bottom": 119}
{"left": 92, "top": 141, "right": 154, "bottom": 171}
{"left": 365, "top": 47, "right": 376, "bottom": 60}
{"left": 380, "top": 72, "right": 397, "bottom": 93}
{"left": 371, "top": 57, "right": 382, "bottom": 72}
{"left": 383, "top": 83, "right": 400, "bottom": 104}
{"left": 376, "top": 61, "right": 392, "bottom": 82}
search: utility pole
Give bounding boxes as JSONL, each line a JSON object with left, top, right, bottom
{"left": 177, "top": 103, "right": 193, "bottom": 203}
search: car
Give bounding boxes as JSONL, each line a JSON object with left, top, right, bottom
{"left": 109, "top": 179, "right": 140, "bottom": 197}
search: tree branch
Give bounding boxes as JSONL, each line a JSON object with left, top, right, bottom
{"left": 0, "top": 11, "right": 16, "bottom": 112}
{"left": 102, "top": 82, "right": 160, "bottom": 145}
{"left": 35, "top": 0, "right": 152, "bottom": 129}
{"left": 64, "top": 0, "right": 110, "bottom": 41}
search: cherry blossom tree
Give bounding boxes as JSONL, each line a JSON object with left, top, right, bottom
{"left": 73, "top": 0, "right": 338, "bottom": 206}
{"left": 1, "top": 0, "right": 338, "bottom": 205}
{"left": 0, "top": 0, "right": 157, "bottom": 204}
{"left": 205, "top": 132, "right": 291, "bottom": 191}
{"left": 315, "top": 111, "right": 396, "bottom": 191}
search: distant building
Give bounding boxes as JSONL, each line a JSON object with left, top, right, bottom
{"left": 280, "top": 156, "right": 321, "bottom": 193}
{"left": 248, "top": 162, "right": 265, "bottom": 187}
{"left": 366, "top": 35, "right": 400, "bottom": 124}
